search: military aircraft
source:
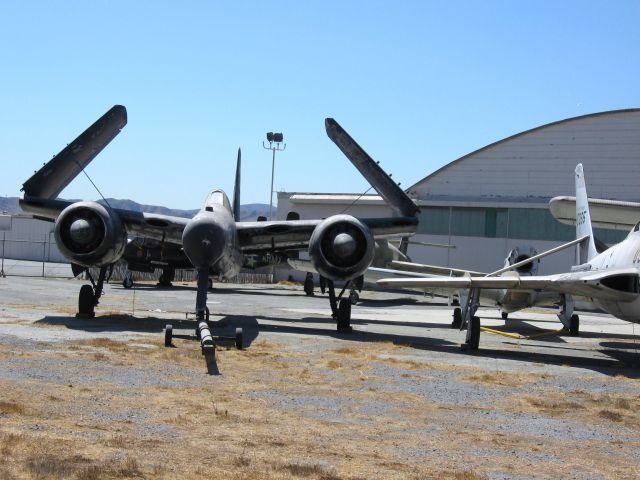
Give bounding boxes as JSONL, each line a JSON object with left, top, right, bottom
{"left": 20, "top": 105, "right": 419, "bottom": 356}
{"left": 381, "top": 242, "right": 592, "bottom": 327}
{"left": 378, "top": 164, "right": 640, "bottom": 351}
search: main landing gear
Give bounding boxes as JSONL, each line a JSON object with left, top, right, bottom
{"left": 304, "top": 272, "right": 314, "bottom": 296}
{"left": 122, "top": 271, "right": 134, "bottom": 289}
{"left": 77, "top": 265, "right": 113, "bottom": 318}
{"left": 326, "top": 279, "right": 354, "bottom": 333}
{"left": 157, "top": 267, "right": 175, "bottom": 287}
{"left": 558, "top": 294, "right": 580, "bottom": 336}
{"left": 455, "top": 287, "right": 481, "bottom": 351}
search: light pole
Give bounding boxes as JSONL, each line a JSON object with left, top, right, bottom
{"left": 262, "top": 132, "right": 285, "bottom": 220}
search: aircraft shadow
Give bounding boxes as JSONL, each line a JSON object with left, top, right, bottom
{"left": 111, "top": 283, "right": 309, "bottom": 299}
{"left": 34, "top": 311, "right": 640, "bottom": 377}
{"left": 35, "top": 314, "right": 261, "bottom": 349}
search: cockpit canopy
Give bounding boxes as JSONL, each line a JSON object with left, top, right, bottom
{"left": 204, "top": 189, "right": 231, "bottom": 212}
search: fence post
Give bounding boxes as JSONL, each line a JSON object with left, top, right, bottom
{"left": 1, "top": 232, "right": 5, "bottom": 278}
{"left": 42, "top": 234, "right": 46, "bottom": 277}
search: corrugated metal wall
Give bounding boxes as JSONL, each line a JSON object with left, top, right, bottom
{"left": 0, "top": 216, "right": 66, "bottom": 263}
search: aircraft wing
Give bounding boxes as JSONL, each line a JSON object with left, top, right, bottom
{"left": 550, "top": 196, "right": 640, "bottom": 231}
{"left": 20, "top": 196, "right": 189, "bottom": 244}
{"left": 390, "top": 260, "right": 486, "bottom": 277}
{"left": 377, "top": 268, "right": 640, "bottom": 302}
{"left": 237, "top": 216, "right": 417, "bottom": 253}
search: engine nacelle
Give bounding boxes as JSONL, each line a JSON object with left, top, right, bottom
{"left": 308, "top": 215, "right": 374, "bottom": 281}
{"left": 505, "top": 245, "right": 539, "bottom": 276}
{"left": 54, "top": 201, "right": 127, "bottom": 267}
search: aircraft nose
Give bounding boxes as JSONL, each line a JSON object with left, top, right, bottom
{"left": 182, "top": 216, "right": 226, "bottom": 269}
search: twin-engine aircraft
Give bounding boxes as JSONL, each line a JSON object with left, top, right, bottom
{"left": 20, "top": 105, "right": 418, "bottom": 356}
{"left": 378, "top": 164, "right": 640, "bottom": 351}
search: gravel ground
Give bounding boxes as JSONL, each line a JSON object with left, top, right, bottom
{"left": 0, "top": 275, "right": 639, "bottom": 479}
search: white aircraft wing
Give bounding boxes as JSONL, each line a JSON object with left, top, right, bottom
{"left": 550, "top": 196, "right": 640, "bottom": 231}
{"left": 377, "top": 268, "right": 640, "bottom": 302}
{"left": 389, "top": 260, "right": 487, "bottom": 277}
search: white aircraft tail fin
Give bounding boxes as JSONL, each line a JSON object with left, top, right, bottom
{"left": 575, "top": 164, "right": 598, "bottom": 263}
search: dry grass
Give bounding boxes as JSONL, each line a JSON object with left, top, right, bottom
{"left": 461, "top": 371, "right": 550, "bottom": 387}
{"left": 0, "top": 401, "right": 26, "bottom": 415}
{"left": 0, "top": 320, "right": 637, "bottom": 480}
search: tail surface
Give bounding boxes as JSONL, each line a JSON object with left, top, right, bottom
{"left": 325, "top": 118, "right": 419, "bottom": 218}
{"left": 575, "top": 163, "right": 598, "bottom": 263}
{"left": 233, "top": 148, "right": 241, "bottom": 221}
{"left": 21, "top": 105, "right": 127, "bottom": 199}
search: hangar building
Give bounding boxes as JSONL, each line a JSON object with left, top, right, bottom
{"left": 278, "top": 109, "right": 640, "bottom": 276}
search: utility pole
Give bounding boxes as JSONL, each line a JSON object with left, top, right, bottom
{"left": 262, "top": 132, "right": 286, "bottom": 220}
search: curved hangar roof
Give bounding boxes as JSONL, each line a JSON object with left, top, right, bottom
{"left": 408, "top": 109, "right": 640, "bottom": 203}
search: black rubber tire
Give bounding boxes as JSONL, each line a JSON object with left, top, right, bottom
{"left": 349, "top": 290, "right": 359, "bottom": 305}
{"left": 205, "top": 306, "right": 210, "bottom": 322}
{"left": 122, "top": 277, "right": 133, "bottom": 289}
{"left": 303, "top": 274, "right": 314, "bottom": 296}
{"left": 208, "top": 278, "right": 213, "bottom": 290}
{"left": 451, "top": 308, "right": 462, "bottom": 329}
{"left": 569, "top": 314, "right": 580, "bottom": 336}
{"left": 78, "top": 285, "right": 95, "bottom": 317}
{"left": 235, "top": 328, "right": 243, "bottom": 350}
{"left": 164, "top": 324, "right": 173, "bottom": 347}
{"left": 337, "top": 298, "right": 352, "bottom": 332}
{"left": 467, "top": 316, "right": 481, "bottom": 351}
{"left": 501, "top": 312, "right": 508, "bottom": 320}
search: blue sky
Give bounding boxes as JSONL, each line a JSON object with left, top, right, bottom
{"left": 1, "top": 1, "right": 639, "bottom": 209}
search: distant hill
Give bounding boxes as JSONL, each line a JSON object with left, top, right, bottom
{"left": 0, "top": 197, "right": 270, "bottom": 222}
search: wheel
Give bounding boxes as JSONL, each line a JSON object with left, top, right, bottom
{"left": 303, "top": 273, "right": 314, "bottom": 296}
{"left": 122, "top": 276, "right": 133, "bottom": 289}
{"left": 451, "top": 307, "right": 462, "bottom": 329}
{"left": 235, "top": 327, "right": 243, "bottom": 350}
{"left": 208, "top": 278, "right": 213, "bottom": 290}
{"left": 78, "top": 285, "right": 96, "bottom": 318}
{"left": 349, "top": 290, "right": 359, "bottom": 305}
{"left": 164, "top": 324, "right": 173, "bottom": 347}
{"left": 337, "top": 298, "right": 352, "bottom": 332}
{"left": 466, "top": 316, "right": 481, "bottom": 351}
{"left": 205, "top": 306, "right": 210, "bottom": 322}
{"left": 501, "top": 311, "right": 508, "bottom": 320}
{"left": 569, "top": 314, "right": 580, "bottom": 336}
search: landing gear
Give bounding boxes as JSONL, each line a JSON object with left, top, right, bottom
{"left": 157, "top": 267, "right": 175, "bottom": 287}
{"left": 451, "top": 307, "right": 462, "bottom": 329}
{"left": 558, "top": 294, "right": 579, "bottom": 336}
{"left": 327, "top": 279, "right": 354, "bottom": 333}
{"left": 77, "top": 265, "right": 111, "bottom": 319}
{"left": 461, "top": 287, "right": 481, "bottom": 351}
{"left": 78, "top": 284, "right": 96, "bottom": 318}
{"left": 349, "top": 289, "right": 359, "bottom": 305}
{"left": 465, "top": 316, "right": 481, "bottom": 351}
{"left": 208, "top": 278, "right": 214, "bottom": 290}
{"left": 337, "top": 299, "right": 352, "bottom": 332}
{"left": 122, "top": 272, "right": 134, "bottom": 289}
{"left": 304, "top": 272, "right": 314, "bottom": 296}
{"left": 569, "top": 314, "right": 580, "bottom": 336}
{"left": 501, "top": 311, "right": 509, "bottom": 320}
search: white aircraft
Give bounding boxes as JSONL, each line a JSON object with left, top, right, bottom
{"left": 378, "top": 164, "right": 640, "bottom": 351}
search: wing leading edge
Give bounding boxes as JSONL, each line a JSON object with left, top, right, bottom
{"left": 377, "top": 268, "right": 639, "bottom": 303}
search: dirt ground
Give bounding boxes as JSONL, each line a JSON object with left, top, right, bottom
{"left": 1, "top": 278, "right": 640, "bottom": 479}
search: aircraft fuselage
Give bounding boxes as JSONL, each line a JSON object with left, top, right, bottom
{"left": 587, "top": 231, "right": 640, "bottom": 322}
{"left": 181, "top": 191, "right": 242, "bottom": 279}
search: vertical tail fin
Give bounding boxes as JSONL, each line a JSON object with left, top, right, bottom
{"left": 233, "top": 148, "right": 241, "bottom": 222}
{"left": 575, "top": 163, "right": 598, "bottom": 263}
